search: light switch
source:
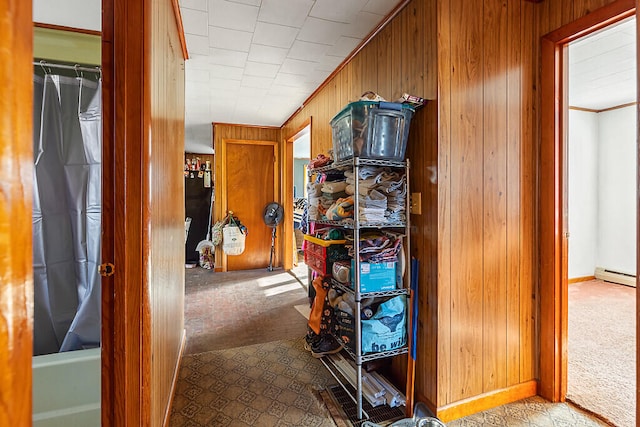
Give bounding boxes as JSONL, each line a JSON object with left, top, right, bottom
{"left": 410, "top": 192, "right": 422, "bottom": 215}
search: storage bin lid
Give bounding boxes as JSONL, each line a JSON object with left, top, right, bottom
{"left": 330, "top": 100, "right": 415, "bottom": 124}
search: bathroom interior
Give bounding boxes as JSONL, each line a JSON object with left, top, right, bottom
{"left": 31, "top": 1, "right": 103, "bottom": 425}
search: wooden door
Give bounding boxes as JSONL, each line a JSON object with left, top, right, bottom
{"left": 0, "top": 0, "right": 33, "bottom": 425}
{"left": 225, "top": 140, "right": 278, "bottom": 271}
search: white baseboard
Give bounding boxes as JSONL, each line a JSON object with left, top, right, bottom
{"left": 594, "top": 267, "right": 636, "bottom": 288}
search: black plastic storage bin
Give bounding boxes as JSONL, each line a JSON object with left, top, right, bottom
{"left": 330, "top": 100, "right": 415, "bottom": 161}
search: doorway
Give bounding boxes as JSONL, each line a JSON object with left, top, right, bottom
{"left": 565, "top": 17, "right": 637, "bottom": 426}
{"left": 284, "top": 118, "right": 312, "bottom": 272}
{"left": 539, "top": 0, "right": 637, "bottom": 419}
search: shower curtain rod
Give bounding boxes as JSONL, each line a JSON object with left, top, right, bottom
{"left": 33, "top": 60, "right": 101, "bottom": 75}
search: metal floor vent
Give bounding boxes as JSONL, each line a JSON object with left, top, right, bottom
{"left": 327, "top": 384, "right": 406, "bottom": 427}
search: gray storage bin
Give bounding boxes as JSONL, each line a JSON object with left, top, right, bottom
{"left": 330, "top": 101, "right": 415, "bottom": 161}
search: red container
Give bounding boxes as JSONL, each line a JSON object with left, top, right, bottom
{"left": 303, "top": 234, "right": 348, "bottom": 276}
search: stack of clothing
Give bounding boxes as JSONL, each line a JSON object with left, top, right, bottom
{"left": 344, "top": 166, "right": 406, "bottom": 224}
{"left": 346, "top": 230, "right": 403, "bottom": 263}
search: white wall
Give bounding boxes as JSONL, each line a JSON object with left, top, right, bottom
{"left": 568, "top": 105, "right": 637, "bottom": 278}
{"left": 597, "top": 106, "right": 637, "bottom": 275}
{"left": 568, "top": 109, "right": 599, "bottom": 278}
{"left": 33, "top": 0, "right": 101, "bottom": 31}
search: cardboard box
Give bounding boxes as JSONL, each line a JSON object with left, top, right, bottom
{"left": 350, "top": 260, "right": 397, "bottom": 292}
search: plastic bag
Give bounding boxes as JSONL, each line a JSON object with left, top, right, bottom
{"left": 211, "top": 220, "right": 225, "bottom": 246}
{"left": 361, "top": 295, "right": 406, "bottom": 354}
{"left": 222, "top": 224, "right": 246, "bottom": 255}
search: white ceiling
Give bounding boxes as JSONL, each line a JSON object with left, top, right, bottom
{"left": 569, "top": 17, "right": 637, "bottom": 111}
{"left": 180, "top": 0, "right": 405, "bottom": 153}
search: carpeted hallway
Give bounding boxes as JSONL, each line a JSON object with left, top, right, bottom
{"left": 169, "top": 267, "right": 616, "bottom": 427}
{"left": 567, "top": 279, "right": 636, "bottom": 427}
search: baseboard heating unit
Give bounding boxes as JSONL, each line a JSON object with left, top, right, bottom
{"left": 594, "top": 267, "right": 636, "bottom": 288}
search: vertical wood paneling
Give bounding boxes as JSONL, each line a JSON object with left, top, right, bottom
{"left": 436, "top": 0, "right": 453, "bottom": 407}
{"left": 449, "top": 0, "right": 485, "bottom": 402}
{"left": 520, "top": 0, "right": 537, "bottom": 385}
{"left": 402, "top": 1, "right": 425, "bottom": 97}
{"left": 149, "top": 0, "right": 186, "bottom": 424}
{"left": 0, "top": 0, "right": 33, "bottom": 425}
{"left": 506, "top": 0, "right": 523, "bottom": 387}
{"left": 376, "top": 24, "right": 393, "bottom": 100}
{"left": 482, "top": 0, "right": 509, "bottom": 393}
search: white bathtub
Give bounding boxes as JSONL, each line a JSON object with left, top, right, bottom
{"left": 32, "top": 348, "right": 101, "bottom": 427}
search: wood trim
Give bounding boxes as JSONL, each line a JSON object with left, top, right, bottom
{"left": 170, "top": 0, "right": 189, "bottom": 60}
{"left": 539, "top": 0, "right": 635, "bottom": 404}
{"left": 101, "top": 0, "right": 115, "bottom": 423}
{"left": 568, "top": 106, "right": 600, "bottom": 113}
{"left": 102, "top": 0, "right": 150, "bottom": 423}
{"left": 598, "top": 101, "right": 637, "bottom": 112}
{"left": 436, "top": 381, "right": 537, "bottom": 423}
{"left": 568, "top": 275, "right": 595, "bottom": 284}
{"left": 569, "top": 102, "right": 636, "bottom": 113}
{"left": 0, "top": 0, "right": 33, "bottom": 425}
{"left": 544, "top": 0, "right": 635, "bottom": 44}
{"left": 213, "top": 122, "right": 280, "bottom": 130}
{"left": 163, "top": 330, "right": 187, "bottom": 427}
{"left": 282, "top": 0, "right": 411, "bottom": 127}
{"left": 34, "top": 21, "right": 102, "bottom": 36}
{"left": 283, "top": 117, "right": 312, "bottom": 271}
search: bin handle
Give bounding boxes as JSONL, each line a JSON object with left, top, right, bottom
{"left": 379, "top": 101, "right": 403, "bottom": 111}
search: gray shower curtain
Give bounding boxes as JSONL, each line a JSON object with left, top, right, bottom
{"left": 32, "top": 72, "right": 102, "bottom": 356}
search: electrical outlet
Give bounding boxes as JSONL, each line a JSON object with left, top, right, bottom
{"left": 410, "top": 192, "right": 422, "bottom": 215}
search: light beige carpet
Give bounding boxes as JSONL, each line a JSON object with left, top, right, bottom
{"left": 169, "top": 337, "right": 337, "bottom": 426}
{"left": 567, "top": 279, "right": 636, "bottom": 427}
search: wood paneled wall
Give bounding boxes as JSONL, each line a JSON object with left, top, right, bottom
{"left": 283, "top": 0, "right": 625, "bottom": 421}
{"left": 0, "top": 0, "right": 33, "bottom": 425}
{"left": 103, "top": 0, "right": 186, "bottom": 424}
{"left": 149, "top": 0, "right": 187, "bottom": 425}
{"left": 212, "top": 124, "right": 280, "bottom": 271}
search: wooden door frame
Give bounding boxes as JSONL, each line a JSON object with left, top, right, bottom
{"left": 0, "top": 0, "right": 33, "bottom": 425}
{"left": 283, "top": 118, "right": 312, "bottom": 271}
{"left": 539, "top": 0, "right": 636, "bottom": 403}
{"left": 217, "top": 138, "right": 279, "bottom": 272}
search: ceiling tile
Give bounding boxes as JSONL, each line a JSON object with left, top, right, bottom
{"left": 208, "top": 64, "right": 244, "bottom": 80}
{"left": 342, "top": 11, "right": 381, "bottom": 38}
{"left": 363, "top": 0, "right": 395, "bottom": 16}
{"left": 185, "top": 34, "right": 211, "bottom": 55}
{"left": 252, "top": 21, "right": 299, "bottom": 48}
{"left": 248, "top": 44, "right": 289, "bottom": 64}
{"left": 310, "top": 0, "right": 369, "bottom": 24}
{"left": 258, "top": 0, "right": 314, "bottom": 27}
{"left": 208, "top": 48, "right": 249, "bottom": 68}
{"left": 185, "top": 68, "right": 210, "bottom": 82}
{"left": 208, "top": 78, "right": 242, "bottom": 90}
{"left": 208, "top": 0, "right": 259, "bottom": 32}
{"left": 242, "top": 75, "right": 275, "bottom": 88}
{"left": 181, "top": 8, "right": 209, "bottom": 36}
{"left": 231, "top": 0, "right": 261, "bottom": 5}
{"left": 209, "top": 26, "right": 253, "bottom": 51}
{"left": 315, "top": 54, "right": 344, "bottom": 72}
{"left": 180, "top": 0, "right": 208, "bottom": 11}
{"left": 326, "top": 36, "right": 361, "bottom": 57}
{"left": 244, "top": 61, "right": 281, "bottom": 78}
{"left": 296, "top": 17, "right": 345, "bottom": 45}
{"left": 280, "top": 58, "right": 317, "bottom": 75}
{"left": 288, "top": 40, "right": 329, "bottom": 61}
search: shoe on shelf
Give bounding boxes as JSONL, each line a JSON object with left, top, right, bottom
{"left": 311, "top": 335, "right": 343, "bottom": 358}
